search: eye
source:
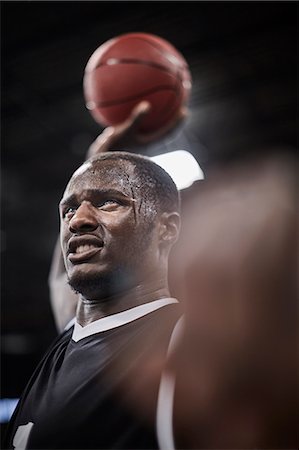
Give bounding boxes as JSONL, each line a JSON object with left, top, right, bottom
{"left": 62, "top": 206, "right": 77, "bottom": 219}
{"left": 97, "top": 199, "right": 122, "bottom": 211}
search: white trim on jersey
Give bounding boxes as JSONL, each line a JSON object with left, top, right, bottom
{"left": 156, "top": 315, "right": 185, "bottom": 450}
{"left": 64, "top": 317, "right": 76, "bottom": 331}
{"left": 12, "top": 421, "right": 34, "bottom": 450}
{"left": 72, "top": 298, "right": 179, "bottom": 342}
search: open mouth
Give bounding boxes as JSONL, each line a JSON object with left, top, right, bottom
{"left": 67, "top": 236, "right": 104, "bottom": 264}
{"left": 68, "top": 244, "right": 103, "bottom": 263}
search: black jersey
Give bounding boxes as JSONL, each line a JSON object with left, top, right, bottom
{"left": 4, "top": 299, "right": 181, "bottom": 449}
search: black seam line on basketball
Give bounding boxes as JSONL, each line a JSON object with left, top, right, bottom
{"left": 94, "top": 85, "right": 180, "bottom": 108}
{"left": 93, "top": 59, "right": 183, "bottom": 80}
{"left": 152, "top": 69, "right": 182, "bottom": 121}
{"left": 127, "top": 36, "right": 188, "bottom": 70}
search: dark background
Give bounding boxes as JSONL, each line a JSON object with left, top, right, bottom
{"left": 1, "top": 0, "right": 297, "bottom": 408}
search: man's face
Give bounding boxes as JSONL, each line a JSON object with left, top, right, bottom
{"left": 59, "top": 158, "right": 158, "bottom": 299}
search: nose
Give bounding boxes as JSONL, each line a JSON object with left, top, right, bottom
{"left": 69, "top": 201, "right": 98, "bottom": 234}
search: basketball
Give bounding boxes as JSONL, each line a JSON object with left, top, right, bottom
{"left": 83, "top": 32, "right": 192, "bottom": 134}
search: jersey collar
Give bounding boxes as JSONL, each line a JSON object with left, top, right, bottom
{"left": 72, "top": 298, "right": 178, "bottom": 342}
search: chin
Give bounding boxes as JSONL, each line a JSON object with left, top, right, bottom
{"left": 68, "top": 266, "right": 133, "bottom": 300}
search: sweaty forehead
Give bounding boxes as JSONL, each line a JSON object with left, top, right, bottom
{"left": 65, "top": 158, "right": 138, "bottom": 196}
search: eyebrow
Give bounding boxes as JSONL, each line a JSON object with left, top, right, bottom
{"left": 59, "top": 189, "right": 134, "bottom": 206}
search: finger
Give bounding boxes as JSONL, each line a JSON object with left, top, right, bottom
{"left": 86, "top": 127, "right": 115, "bottom": 158}
{"left": 132, "top": 100, "right": 151, "bottom": 117}
{"left": 127, "top": 101, "right": 151, "bottom": 127}
{"left": 109, "top": 101, "right": 151, "bottom": 141}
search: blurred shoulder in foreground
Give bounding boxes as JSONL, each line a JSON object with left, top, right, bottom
{"left": 168, "top": 148, "right": 298, "bottom": 449}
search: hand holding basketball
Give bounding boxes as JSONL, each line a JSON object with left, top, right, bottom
{"left": 86, "top": 100, "right": 188, "bottom": 159}
{"left": 86, "top": 101, "right": 151, "bottom": 158}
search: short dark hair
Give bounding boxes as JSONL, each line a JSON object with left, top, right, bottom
{"left": 89, "top": 151, "right": 181, "bottom": 216}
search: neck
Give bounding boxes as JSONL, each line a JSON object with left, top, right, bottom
{"left": 76, "top": 276, "right": 171, "bottom": 327}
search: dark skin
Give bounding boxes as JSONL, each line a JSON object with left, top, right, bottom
{"left": 59, "top": 157, "right": 180, "bottom": 327}
{"left": 49, "top": 101, "right": 186, "bottom": 331}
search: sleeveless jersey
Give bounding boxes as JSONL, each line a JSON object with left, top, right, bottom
{"left": 4, "top": 299, "right": 181, "bottom": 449}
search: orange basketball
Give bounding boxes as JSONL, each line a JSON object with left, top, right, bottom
{"left": 83, "top": 32, "right": 192, "bottom": 134}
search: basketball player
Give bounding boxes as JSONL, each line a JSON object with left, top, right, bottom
{"left": 4, "top": 149, "right": 182, "bottom": 449}
{"left": 48, "top": 101, "right": 187, "bottom": 332}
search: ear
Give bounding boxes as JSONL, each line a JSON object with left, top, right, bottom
{"left": 158, "top": 212, "right": 181, "bottom": 247}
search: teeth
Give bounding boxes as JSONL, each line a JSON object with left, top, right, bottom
{"left": 75, "top": 244, "right": 97, "bottom": 254}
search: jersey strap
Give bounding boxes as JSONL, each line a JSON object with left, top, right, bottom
{"left": 156, "top": 315, "right": 185, "bottom": 450}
